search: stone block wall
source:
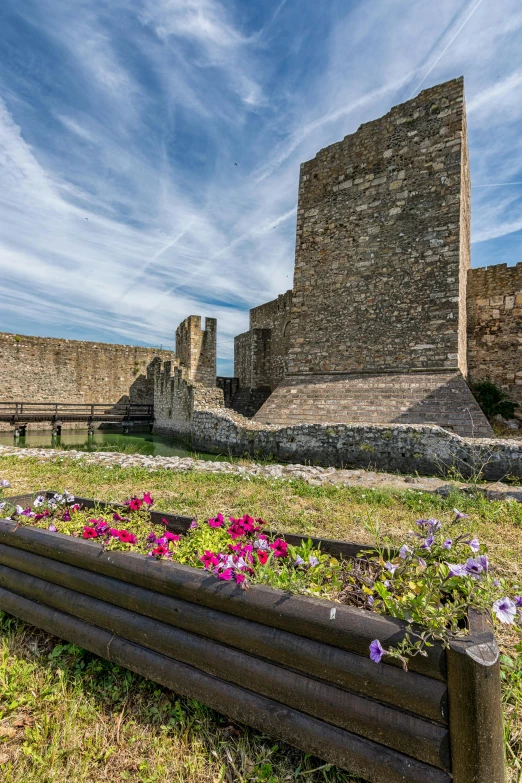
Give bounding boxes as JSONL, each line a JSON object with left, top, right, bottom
{"left": 288, "top": 77, "right": 469, "bottom": 375}
{"left": 0, "top": 332, "right": 171, "bottom": 405}
{"left": 175, "top": 316, "right": 216, "bottom": 387}
{"left": 467, "top": 263, "right": 522, "bottom": 417}
{"left": 153, "top": 360, "right": 224, "bottom": 439}
{"left": 186, "top": 408, "right": 522, "bottom": 481}
{"left": 249, "top": 290, "right": 293, "bottom": 388}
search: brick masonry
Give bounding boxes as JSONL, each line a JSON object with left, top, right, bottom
{"left": 254, "top": 371, "right": 493, "bottom": 438}
{"left": 467, "top": 263, "right": 522, "bottom": 418}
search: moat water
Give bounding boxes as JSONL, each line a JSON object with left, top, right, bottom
{"left": 0, "top": 428, "right": 222, "bottom": 460}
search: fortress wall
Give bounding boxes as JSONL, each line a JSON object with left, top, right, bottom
{"left": 0, "top": 331, "right": 171, "bottom": 405}
{"left": 467, "top": 263, "right": 522, "bottom": 416}
{"left": 288, "top": 77, "right": 469, "bottom": 375}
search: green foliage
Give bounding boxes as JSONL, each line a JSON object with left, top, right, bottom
{"left": 472, "top": 378, "right": 518, "bottom": 420}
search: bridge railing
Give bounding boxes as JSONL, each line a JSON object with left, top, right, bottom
{"left": 0, "top": 402, "right": 153, "bottom": 422}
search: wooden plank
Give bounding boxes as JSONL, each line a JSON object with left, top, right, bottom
{"left": 0, "top": 543, "right": 448, "bottom": 723}
{"left": 446, "top": 621, "right": 506, "bottom": 783}
{"left": 0, "top": 586, "right": 452, "bottom": 783}
{"left": 0, "top": 563, "right": 449, "bottom": 768}
{"left": 0, "top": 520, "right": 446, "bottom": 680}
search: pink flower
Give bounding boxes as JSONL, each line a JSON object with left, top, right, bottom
{"left": 108, "top": 528, "right": 120, "bottom": 537}
{"left": 208, "top": 513, "right": 224, "bottom": 528}
{"left": 118, "top": 529, "right": 136, "bottom": 544}
{"left": 217, "top": 568, "right": 234, "bottom": 581}
{"left": 70, "top": 504, "right": 81, "bottom": 513}
{"left": 234, "top": 572, "right": 246, "bottom": 585}
{"left": 113, "top": 512, "right": 130, "bottom": 523}
{"left": 82, "top": 527, "right": 98, "bottom": 539}
{"left": 48, "top": 524, "right": 57, "bottom": 532}
{"left": 201, "top": 550, "right": 219, "bottom": 569}
{"left": 142, "top": 492, "right": 154, "bottom": 506}
{"left": 62, "top": 511, "right": 71, "bottom": 522}
{"left": 165, "top": 531, "right": 181, "bottom": 542}
{"left": 269, "top": 538, "right": 288, "bottom": 558}
{"left": 190, "top": 520, "right": 198, "bottom": 530}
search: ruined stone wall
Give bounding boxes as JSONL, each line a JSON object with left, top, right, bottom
{"left": 467, "top": 263, "right": 522, "bottom": 416}
{"left": 249, "top": 290, "right": 293, "bottom": 388}
{"left": 186, "top": 408, "right": 522, "bottom": 480}
{"left": 234, "top": 332, "right": 253, "bottom": 389}
{"left": 153, "top": 359, "right": 224, "bottom": 439}
{"left": 0, "top": 332, "right": 171, "bottom": 404}
{"left": 175, "top": 316, "right": 216, "bottom": 387}
{"left": 288, "top": 77, "right": 469, "bottom": 375}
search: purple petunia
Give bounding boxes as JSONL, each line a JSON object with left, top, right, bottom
{"left": 0, "top": 479, "right": 10, "bottom": 488}
{"left": 48, "top": 524, "right": 58, "bottom": 532}
{"left": 514, "top": 596, "right": 522, "bottom": 608}
{"left": 492, "top": 597, "right": 517, "bottom": 624}
{"left": 446, "top": 562, "right": 467, "bottom": 577}
{"left": 369, "top": 639, "right": 385, "bottom": 663}
{"left": 468, "top": 538, "right": 480, "bottom": 553}
{"left": 421, "top": 535, "right": 434, "bottom": 550}
{"left": 465, "top": 558, "right": 484, "bottom": 578}
{"left": 308, "top": 556, "right": 320, "bottom": 567}
{"left": 442, "top": 539, "right": 452, "bottom": 550}
{"left": 399, "top": 545, "right": 410, "bottom": 559}
{"left": 385, "top": 561, "right": 397, "bottom": 575}
{"left": 453, "top": 509, "right": 469, "bottom": 520}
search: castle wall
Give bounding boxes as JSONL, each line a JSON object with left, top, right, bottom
{"left": 0, "top": 331, "right": 171, "bottom": 405}
{"left": 288, "top": 77, "right": 470, "bottom": 375}
{"left": 175, "top": 316, "right": 216, "bottom": 387}
{"left": 467, "top": 263, "right": 522, "bottom": 416}
{"left": 153, "top": 359, "right": 224, "bottom": 439}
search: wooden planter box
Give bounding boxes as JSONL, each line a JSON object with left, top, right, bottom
{"left": 0, "top": 492, "right": 506, "bottom": 783}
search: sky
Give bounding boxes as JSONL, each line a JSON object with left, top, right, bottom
{"left": 0, "top": 0, "right": 521, "bottom": 376}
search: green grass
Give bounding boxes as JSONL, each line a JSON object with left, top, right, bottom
{"left": 0, "top": 455, "right": 521, "bottom": 783}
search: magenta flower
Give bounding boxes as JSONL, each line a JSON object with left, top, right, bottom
{"left": 257, "top": 550, "right": 269, "bottom": 565}
{"left": 108, "top": 528, "right": 120, "bottom": 537}
{"left": 269, "top": 538, "right": 288, "bottom": 558}
{"left": 62, "top": 511, "right": 71, "bottom": 522}
{"left": 126, "top": 497, "right": 143, "bottom": 511}
{"left": 83, "top": 527, "right": 98, "bottom": 539}
{"left": 201, "top": 551, "right": 219, "bottom": 569}
{"left": 369, "top": 639, "right": 385, "bottom": 663}
{"left": 142, "top": 492, "right": 154, "bottom": 506}
{"left": 234, "top": 572, "right": 246, "bottom": 585}
{"left": 165, "top": 531, "right": 181, "bottom": 542}
{"left": 208, "top": 513, "right": 224, "bottom": 528}
{"left": 113, "top": 512, "right": 130, "bottom": 523}
{"left": 190, "top": 520, "right": 198, "bottom": 530}
{"left": 147, "top": 532, "right": 157, "bottom": 543}
{"left": 217, "top": 568, "right": 234, "bottom": 581}
{"left": 70, "top": 504, "right": 81, "bottom": 513}
{"left": 493, "top": 597, "right": 517, "bottom": 624}
{"left": 151, "top": 544, "right": 169, "bottom": 558}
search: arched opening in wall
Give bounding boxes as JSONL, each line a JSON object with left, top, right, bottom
{"left": 283, "top": 321, "right": 291, "bottom": 338}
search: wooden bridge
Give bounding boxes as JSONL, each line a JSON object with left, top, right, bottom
{"left": 0, "top": 402, "right": 154, "bottom": 435}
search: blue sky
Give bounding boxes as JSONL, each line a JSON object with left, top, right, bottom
{"left": 0, "top": 0, "right": 521, "bottom": 375}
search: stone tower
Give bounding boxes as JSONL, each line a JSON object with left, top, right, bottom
{"left": 254, "top": 77, "right": 492, "bottom": 437}
{"left": 175, "top": 316, "right": 217, "bottom": 387}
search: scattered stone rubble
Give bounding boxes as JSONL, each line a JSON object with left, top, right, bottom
{"left": 1, "top": 445, "right": 520, "bottom": 503}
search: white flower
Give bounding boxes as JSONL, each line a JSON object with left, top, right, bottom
{"left": 33, "top": 495, "right": 45, "bottom": 507}
{"left": 15, "top": 505, "right": 24, "bottom": 515}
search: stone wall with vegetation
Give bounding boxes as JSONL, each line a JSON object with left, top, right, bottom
{"left": 153, "top": 360, "right": 224, "bottom": 439}
{"left": 467, "top": 263, "right": 522, "bottom": 418}
{"left": 190, "top": 408, "right": 522, "bottom": 481}
{"left": 0, "top": 332, "right": 171, "bottom": 405}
